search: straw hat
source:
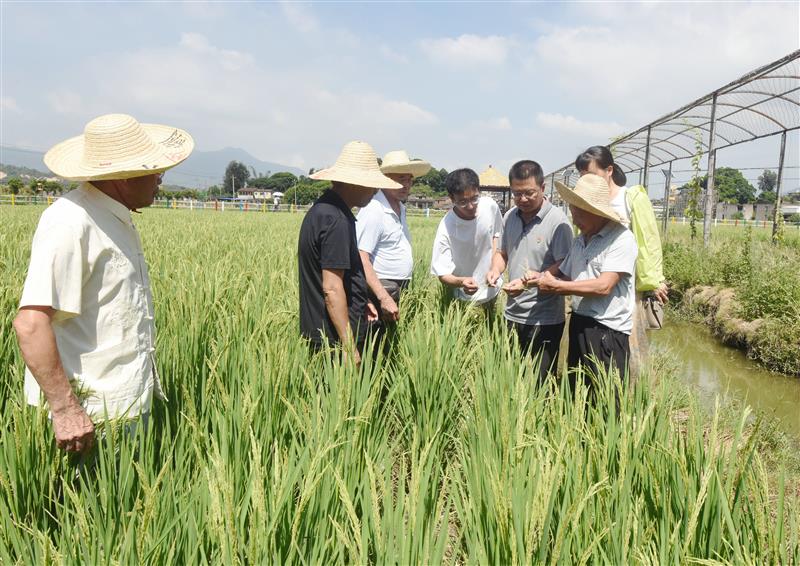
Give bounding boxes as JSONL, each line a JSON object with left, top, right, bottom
{"left": 44, "top": 114, "right": 194, "bottom": 181}
{"left": 555, "top": 174, "right": 622, "bottom": 223}
{"left": 310, "top": 141, "right": 402, "bottom": 190}
{"left": 380, "top": 150, "right": 431, "bottom": 178}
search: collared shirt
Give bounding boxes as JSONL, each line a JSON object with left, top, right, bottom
{"left": 430, "top": 196, "right": 503, "bottom": 304}
{"left": 559, "top": 221, "right": 638, "bottom": 334}
{"left": 20, "top": 183, "right": 162, "bottom": 419}
{"left": 298, "top": 189, "right": 369, "bottom": 345}
{"left": 501, "top": 201, "right": 573, "bottom": 325}
{"left": 355, "top": 190, "right": 413, "bottom": 280}
{"left": 609, "top": 186, "right": 631, "bottom": 228}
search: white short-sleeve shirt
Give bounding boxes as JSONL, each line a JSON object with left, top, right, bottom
{"left": 20, "top": 183, "right": 163, "bottom": 420}
{"left": 559, "top": 221, "right": 638, "bottom": 334}
{"left": 355, "top": 190, "right": 413, "bottom": 280}
{"left": 430, "top": 196, "right": 503, "bottom": 303}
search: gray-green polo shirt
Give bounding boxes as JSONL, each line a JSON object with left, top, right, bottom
{"left": 501, "top": 200, "right": 573, "bottom": 325}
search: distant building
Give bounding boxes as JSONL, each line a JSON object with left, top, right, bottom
{"left": 478, "top": 165, "right": 510, "bottom": 212}
{"left": 236, "top": 187, "right": 272, "bottom": 201}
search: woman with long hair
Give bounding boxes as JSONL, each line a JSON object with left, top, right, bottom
{"left": 574, "top": 145, "right": 668, "bottom": 376}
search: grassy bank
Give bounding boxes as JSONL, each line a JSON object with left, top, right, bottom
{"left": 0, "top": 207, "right": 798, "bottom": 562}
{"left": 663, "top": 224, "right": 800, "bottom": 375}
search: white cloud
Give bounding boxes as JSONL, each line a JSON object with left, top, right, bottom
{"left": 73, "top": 35, "right": 437, "bottom": 170}
{"left": 379, "top": 45, "right": 409, "bottom": 64}
{"left": 419, "top": 34, "right": 512, "bottom": 67}
{"left": 280, "top": 1, "right": 318, "bottom": 33}
{"left": 46, "top": 90, "right": 82, "bottom": 114}
{"left": 179, "top": 32, "right": 253, "bottom": 71}
{"left": 474, "top": 117, "right": 512, "bottom": 131}
{"left": 1, "top": 96, "right": 20, "bottom": 112}
{"left": 532, "top": 3, "right": 799, "bottom": 119}
{"left": 536, "top": 113, "right": 625, "bottom": 139}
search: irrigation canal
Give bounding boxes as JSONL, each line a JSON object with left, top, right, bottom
{"left": 651, "top": 319, "right": 800, "bottom": 438}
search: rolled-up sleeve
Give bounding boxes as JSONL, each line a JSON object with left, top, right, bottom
{"left": 20, "top": 220, "right": 85, "bottom": 320}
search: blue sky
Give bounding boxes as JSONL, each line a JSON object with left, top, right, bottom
{"left": 2, "top": 1, "right": 798, "bottom": 189}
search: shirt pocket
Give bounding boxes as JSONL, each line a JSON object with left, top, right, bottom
{"left": 77, "top": 336, "right": 141, "bottom": 400}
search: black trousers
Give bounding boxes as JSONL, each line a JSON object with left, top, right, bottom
{"left": 567, "top": 314, "right": 630, "bottom": 392}
{"left": 507, "top": 320, "right": 565, "bottom": 382}
{"left": 366, "top": 279, "right": 409, "bottom": 353}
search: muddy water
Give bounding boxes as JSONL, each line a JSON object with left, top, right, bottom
{"left": 651, "top": 319, "right": 800, "bottom": 438}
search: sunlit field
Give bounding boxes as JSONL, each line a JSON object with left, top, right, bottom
{"left": 1, "top": 206, "right": 797, "bottom": 563}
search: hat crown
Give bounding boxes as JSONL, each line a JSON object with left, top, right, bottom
{"left": 81, "top": 114, "right": 158, "bottom": 167}
{"left": 573, "top": 174, "right": 613, "bottom": 207}
{"left": 333, "top": 141, "right": 381, "bottom": 173}
{"left": 381, "top": 150, "right": 411, "bottom": 168}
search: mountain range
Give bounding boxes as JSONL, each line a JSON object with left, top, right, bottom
{"left": 0, "top": 146, "right": 305, "bottom": 189}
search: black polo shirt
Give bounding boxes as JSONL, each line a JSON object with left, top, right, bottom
{"left": 298, "top": 189, "right": 369, "bottom": 345}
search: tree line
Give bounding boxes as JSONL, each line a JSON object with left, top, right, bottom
{"left": 1, "top": 162, "right": 793, "bottom": 207}
{"left": 677, "top": 167, "right": 782, "bottom": 205}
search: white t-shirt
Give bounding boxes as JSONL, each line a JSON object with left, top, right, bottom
{"left": 20, "top": 183, "right": 163, "bottom": 420}
{"left": 356, "top": 190, "right": 413, "bottom": 280}
{"left": 609, "top": 186, "right": 631, "bottom": 228}
{"left": 430, "top": 196, "right": 503, "bottom": 303}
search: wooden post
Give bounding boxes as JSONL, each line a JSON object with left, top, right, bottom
{"left": 771, "top": 130, "right": 788, "bottom": 243}
{"left": 703, "top": 92, "right": 718, "bottom": 247}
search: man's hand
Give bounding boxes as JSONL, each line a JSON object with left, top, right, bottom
{"left": 486, "top": 269, "right": 502, "bottom": 287}
{"left": 536, "top": 271, "right": 560, "bottom": 294}
{"left": 378, "top": 295, "right": 399, "bottom": 321}
{"left": 654, "top": 282, "right": 669, "bottom": 304}
{"left": 522, "top": 270, "right": 541, "bottom": 286}
{"left": 366, "top": 302, "right": 380, "bottom": 323}
{"left": 342, "top": 341, "right": 362, "bottom": 367}
{"left": 51, "top": 397, "right": 95, "bottom": 454}
{"left": 502, "top": 278, "right": 526, "bottom": 298}
{"left": 13, "top": 306, "right": 95, "bottom": 454}
{"left": 461, "top": 277, "right": 479, "bottom": 295}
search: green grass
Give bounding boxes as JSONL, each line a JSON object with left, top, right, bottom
{"left": 662, "top": 223, "right": 800, "bottom": 375}
{"left": 0, "top": 206, "right": 798, "bottom": 563}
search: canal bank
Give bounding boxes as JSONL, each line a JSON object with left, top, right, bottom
{"left": 651, "top": 318, "right": 800, "bottom": 438}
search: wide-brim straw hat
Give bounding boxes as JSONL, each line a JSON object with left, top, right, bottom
{"left": 310, "top": 141, "right": 402, "bottom": 190}
{"left": 380, "top": 150, "right": 431, "bottom": 178}
{"left": 44, "top": 113, "right": 194, "bottom": 181}
{"left": 555, "top": 173, "right": 622, "bottom": 223}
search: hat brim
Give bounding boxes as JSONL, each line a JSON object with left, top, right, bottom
{"left": 310, "top": 166, "right": 402, "bottom": 190}
{"left": 555, "top": 181, "right": 622, "bottom": 223}
{"left": 44, "top": 124, "right": 194, "bottom": 181}
{"left": 380, "top": 160, "right": 432, "bottom": 178}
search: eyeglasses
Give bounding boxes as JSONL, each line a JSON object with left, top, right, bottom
{"left": 511, "top": 190, "right": 539, "bottom": 200}
{"left": 453, "top": 195, "right": 480, "bottom": 208}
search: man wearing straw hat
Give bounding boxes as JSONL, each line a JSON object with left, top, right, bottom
{"left": 356, "top": 150, "right": 431, "bottom": 328}
{"left": 299, "top": 141, "right": 402, "bottom": 363}
{"left": 13, "top": 113, "right": 194, "bottom": 454}
{"left": 525, "top": 173, "right": 638, "bottom": 388}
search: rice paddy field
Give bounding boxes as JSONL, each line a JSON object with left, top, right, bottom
{"left": 1, "top": 205, "right": 798, "bottom": 564}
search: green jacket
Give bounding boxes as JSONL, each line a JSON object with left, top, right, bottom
{"left": 626, "top": 185, "right": 665, "bottom": 292}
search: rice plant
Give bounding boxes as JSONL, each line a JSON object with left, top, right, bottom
{"left": 0, "top": 206, "right": 796, "bottom": 563}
